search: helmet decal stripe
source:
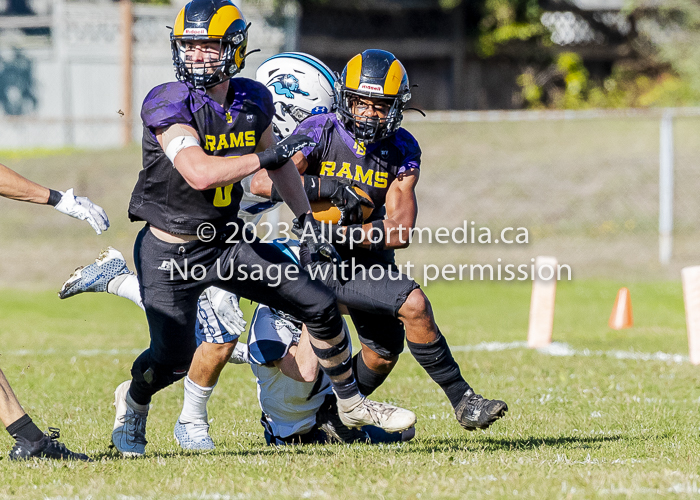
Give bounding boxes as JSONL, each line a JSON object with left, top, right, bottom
{"left": 383, "top": 60, "right": 406, "bottom": 96}
{"left": 208, "top": 5, "right": 244, "bottom": 38}
{"left": 173, "top": 8, "right": 186, "bottom": 37}
{"left": 345, "top": 54, "right": 363, "bottom": 90}
{"left": 265, "top": 53, "right": 336, "bottom": 87}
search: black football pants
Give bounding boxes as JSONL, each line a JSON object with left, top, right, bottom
{"left": 128, "top": 226, "right": 342, "bottom": 405}
{"left": 306, "top": 248, "right": 420, "bottom": 358}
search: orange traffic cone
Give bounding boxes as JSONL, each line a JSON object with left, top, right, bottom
{"left": 609, "top": 287, "right": 633, "bottom": 330}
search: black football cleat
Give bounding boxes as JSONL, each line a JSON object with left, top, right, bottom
{"left": 9, "top": 427, "right": 92, "bottom": 461}
{"left": 454, "top": 389, "right": 508, "bottom": 431}
{"left": 316, "top": 395, "right": 370, "bottom": 444}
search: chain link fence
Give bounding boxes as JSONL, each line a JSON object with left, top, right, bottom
{"left": 1, "top": 2, "right": 697, "bottom": 284}
{"left": 396, "top": 109, "right": 700, "bottom": 282}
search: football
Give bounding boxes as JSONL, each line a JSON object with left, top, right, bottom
{"left": 310, "top": 186, "right": 374, "bottom": 224}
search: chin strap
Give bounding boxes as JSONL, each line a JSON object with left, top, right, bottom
{"left": 405, "top": 107, "right": 426, "bottom": 117}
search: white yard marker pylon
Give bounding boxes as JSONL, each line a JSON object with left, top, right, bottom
{"left": 528, "top": 256, "right": 558, "bottom": 349}
{"left": 682, "top": 266, "right": 700, "bottom": 365}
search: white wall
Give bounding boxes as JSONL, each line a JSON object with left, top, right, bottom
{"left": 0, "top": 0, "right": 287, "bottom": 148}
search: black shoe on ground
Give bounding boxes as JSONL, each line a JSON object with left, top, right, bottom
{"left": 454, "top": 389, "right": 508, "bottom": 431}
{"left": 316, "top": 394, "right": 370, "bottom": 444}
{"left": 9, "top": 427, "right": 92, "bottom": 461}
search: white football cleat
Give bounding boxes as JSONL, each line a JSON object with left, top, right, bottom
{"left": 111, "top": 381, "right": 148, "bottom": 458}
{"left": 174, "top": 420, "right": 215, "bottom": 451}
{"left": 337, "top": 394, "right": 417, "bottom": 433}
{"left": 59, "top": 247, "right": 131, "bottom": 299}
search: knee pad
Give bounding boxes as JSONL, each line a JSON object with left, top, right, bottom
{"left": 304, "top": 300, "right": 344, "bottom": 341}
{"left": 131, "top": 351, "right": 189, "bottom": 393}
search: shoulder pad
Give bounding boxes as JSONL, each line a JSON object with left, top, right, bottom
{"left": 141, "top": 82, "right": 194, "bottom": 130}
{"left": 393, "top": 128, "right": 421, "bottom": 157}
{"left": 231, "top": 78, "right": 274, "bottom": 119}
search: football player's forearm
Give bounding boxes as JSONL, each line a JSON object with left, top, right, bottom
{"left": 276, "top": 346, "right": 318, "bottom": 383}
{"left": 175, "top": 150, "right": 261, "bottom": 191}
{"left": 0, "top": 163, "right": 51, "bottom": 204}
{"left": 249, "top": 170, "right": 274, "bottom": 198}
{"left": 294, "top": 325, "right": 319, "bottom": 381}
{"left": 267, "top": 161, "right": 312, "bottom": 217}
{"left": 384, "top": 219, "right": 414, "bottom": 249}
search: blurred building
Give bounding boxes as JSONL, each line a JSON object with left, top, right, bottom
{"left": 0, "top": 0, "right": 639, "bottom": 147}
{"left": 0, "top": 0, "right": 290, "bottom": 147}
{"left": 295, "top": 0, "right": 634, "bottom": 110}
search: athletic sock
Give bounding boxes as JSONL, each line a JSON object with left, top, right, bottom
{"left": 6, "top": 414, "right": 44, "bottom": 442}
{"left": 333, "top": 373, "right": 361, "bottom": 402}
{"left": 109, "top": 273, "right": 144, "bottom": 310}
{"left": 127, "top": 382, "right": 153, "bottom": 408}
{"left": 407, "top": 332, "right": 470, "bottom": 408}
{"left": 309, "top": 330, "right": 361, "bottom": 409}
{"left": 352, "top": 352, "right": 389, "bottom": 397}
{"left": 125, "top": 388, "right": 150, "bottom": 413}
{"left": 179, "top": 376, "right": 214, "bottom": 423}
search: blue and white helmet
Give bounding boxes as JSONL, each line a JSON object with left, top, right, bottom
{"left": 238, "top": 53, "right": 337, "bottom": 223}
{"left": 255, "top": 52, "right": 337, "bottom": 138}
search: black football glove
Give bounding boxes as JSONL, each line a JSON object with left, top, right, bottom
{"left": 293, "top": 212, "right": 341, "bottom": 267}
{"left": 256, "top": 134, "right": 316, "bottom": 171}
{"left": 318, "top": 178, "right": 374, "bottom": 225}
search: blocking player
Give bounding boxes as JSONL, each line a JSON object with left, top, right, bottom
{"left": 60, "top": 51, "right": 374, "bottom": 451}
{"left": 109, "top": 0, "right": 414, "bottom": 457}
{"left": 59, "top": 50, "right": 394, "bottom": 450}
{"left": 250, "top": 49, "right": 509, "bottom": 431}
{"left": 0, "top": 161, "right": 106, "bottom": 460}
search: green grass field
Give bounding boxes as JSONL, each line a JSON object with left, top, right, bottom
{"left": 1, "top": 279, "right": 699, "bottom": 499}
{"left": 1, "top": 120, "right": 699, "bottom": 497}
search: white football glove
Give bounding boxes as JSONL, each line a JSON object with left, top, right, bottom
{"left": 229, "top": 342, "right": 251, "bottom": 365}
{"left": 54, "top": 188, "right": 110, "bottom": 235}
{"left": 205, "top": 286, "right": 247, "bottom": 336}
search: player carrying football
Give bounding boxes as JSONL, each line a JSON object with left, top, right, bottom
{"left": 250, "top": 49, "right": 509, "bottom": 431}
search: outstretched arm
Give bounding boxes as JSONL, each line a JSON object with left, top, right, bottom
{"left": 159, "top": 124, "right": 261, "bottom": 190}
{"left": 162, "top": 124, "right": 313, "bottom": 218}
{"left": 0, "top": 163, "right": 110, "bottom": 234}
{"left": 0, "top": 163, "right": 53, "bottom": 204}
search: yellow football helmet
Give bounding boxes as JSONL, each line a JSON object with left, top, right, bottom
{"left": 336, "top": 49, "right": 411, "bottom": 144}
{"left": 170, "top": 0, "right": 248, "bottom": 88}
